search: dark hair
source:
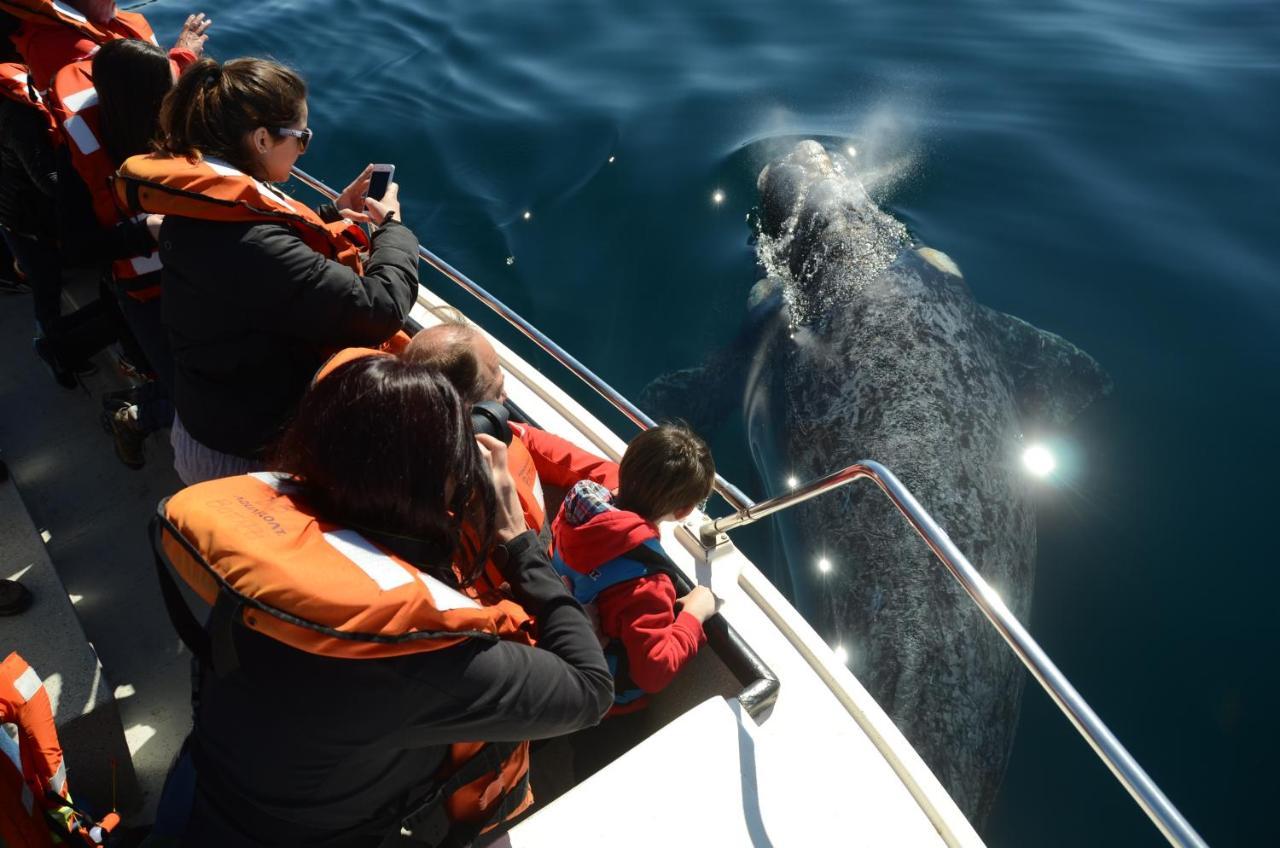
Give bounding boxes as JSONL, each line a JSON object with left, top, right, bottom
{"left": 617, "top": 423, "right": 716, "bottom": 521}
{"left": 403, "top": 322, "right": 501, "bottom": 406}
{"left": 271, "top": 356, "right": 497, "bottom": 587}
{"left": 0, "top": 13, "right": 21, "bottom": 63}
{"left": 157, "top": 56, "right": 306, "bottom": 175}
{"left": 92, "top": 38, "right": 172, "bottom": 165}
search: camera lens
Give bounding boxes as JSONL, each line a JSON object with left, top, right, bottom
{"left": 471, "top": 401, "right": 512, "bottom": 445}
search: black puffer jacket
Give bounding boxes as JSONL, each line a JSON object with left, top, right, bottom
{"left": 184, "top": 530, "right": 614, "bottom": 847}
{"left": 0, "top": 96, "right": 57, "bottom": 238}
{"left": 159, "top": 216, "right": 419, "bottom": 458}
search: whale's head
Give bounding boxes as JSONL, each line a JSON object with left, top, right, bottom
{"left": 756, "top": 141, "right": 912, "bottom": 322}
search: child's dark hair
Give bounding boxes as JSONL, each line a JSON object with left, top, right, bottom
{"left": 617, "top": 423, "right": 715, "bottom": 521}
{"left": 157, "top": 57, "right": 306, "bottom": 175}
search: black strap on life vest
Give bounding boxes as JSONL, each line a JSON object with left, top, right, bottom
{"left": 622, "top": 540, "right": 687, "bottom": 589}
{"left": 150, "top": 512, "right": 242, "bottom": 680}
{"left": 390, "top": 740, "right": 528, "bottom": 848}
{"left": 150, "top": 514, "right": 213, "bottom": 665}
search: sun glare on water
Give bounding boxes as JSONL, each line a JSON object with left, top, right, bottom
{"left": 1022, "top": 444, "right": 1057, "bottom": 478}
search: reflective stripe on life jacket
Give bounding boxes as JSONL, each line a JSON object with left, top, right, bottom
{"left": 115, "top": 153, "right": 370, "bottom": 274}
{"left": 46, "top": 59, "right": 162, "bottom": 300}
{"left": 154, "top": 472, "right": 535, "bottom": 836}
{"left": 0, "top": 62, "right": 56, "bottom": 139}
{"left": 0, "top": 652, "right": 118, "bottom": 847}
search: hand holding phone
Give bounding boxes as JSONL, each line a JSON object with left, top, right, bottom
{"left": 366, "top": 164, "right": 394, "bottom": 201}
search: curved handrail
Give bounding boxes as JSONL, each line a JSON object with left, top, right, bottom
{"left": 701, "top": 459, "right": 1208, "bottom": 848}
{"left": 290, "top": 165, "right": 1206, "bottom": 847}
{"left": 288, "top": 165, "right": 754, "bottom": 511}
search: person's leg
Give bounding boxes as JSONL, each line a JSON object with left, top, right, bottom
{"left": 115, "top": 291, "right": 176, "bottom": 396}
{"left": 1, "top": 229, "right": 63, "bottom": 332}
{"left": 45, "top": 296, "right": 118, "bottom": 366}
{"left": 131, "top": 379, "right": 175, "bottom": 434}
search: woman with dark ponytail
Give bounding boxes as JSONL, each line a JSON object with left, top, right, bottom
{"left": 116, "top": 56, "right": 419, "bottom": 485}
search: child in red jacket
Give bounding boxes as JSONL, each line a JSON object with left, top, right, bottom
{"left": 551, "top": 423, "right": 718, "bottom": 714}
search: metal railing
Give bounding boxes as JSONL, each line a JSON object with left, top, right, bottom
{"left": 700, "top": 459, "right": 1207, "bottom": 848}
{"left": 289, "top": 166, "right": 754, "bottom": 511}
{"left": 289, "top": 166, "right": 1205, "bottom": 848}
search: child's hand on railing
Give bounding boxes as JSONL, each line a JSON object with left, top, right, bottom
{"left": 677, "top": 585, "right": 718, "bottom": 623}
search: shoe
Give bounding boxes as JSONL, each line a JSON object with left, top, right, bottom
{"left": 108, "top": 404, "right": 146, "bottom": 470}
{"left": 101, "top": 396, "right": 132, "bottom": 434}
{"left": 0, "top": 579, "right": 33, "bottom": 616}
{"left": 33, "top": 336, "right": 78, "bottom": 389}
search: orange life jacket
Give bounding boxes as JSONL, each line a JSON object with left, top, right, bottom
{"left": 0, "top": 61, "right": 56, "bottom": 139}
{"left": 115, "top": 153, "right": 369, "bottom": 275}
{"left": 0, "top": 653, "right": 119, "bottom": 848}
{"left": 46, "top": 59, "right": 162, "bottom": 300}
{"left": 1, "top": 1, "right": 155, "bottom": 92}
{"left": 155, "top": 473, "right": 536, "bottom": 836}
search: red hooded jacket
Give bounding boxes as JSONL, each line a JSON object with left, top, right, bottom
{"left": 552, "top": 481, "right": 705, "bottom": 712}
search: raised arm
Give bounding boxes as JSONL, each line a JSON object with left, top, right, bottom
{"left": 511, "top": 422, "right": 620, "bottom": 490}
{"left": 240, "top": 220, "right": 419, "bottom": 347}
{"left": 397, "top": 530, "right": 613, "bottom": 745}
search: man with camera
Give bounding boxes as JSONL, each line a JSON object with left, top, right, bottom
{"left": 403, "top": 315, "right": 620, "bottom": 546}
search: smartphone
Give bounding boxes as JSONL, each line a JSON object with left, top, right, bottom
{"left": 366, "top": 164, "right": 394, "bottom": 201}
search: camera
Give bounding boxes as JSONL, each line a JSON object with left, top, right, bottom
{"left": 471, "top": 401, "right": 512, "bottom": 445}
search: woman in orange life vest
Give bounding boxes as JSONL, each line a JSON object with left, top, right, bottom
{"left": 161, "top": 356, "right": 613, "bottom": 846}
{"left": 0, "top": 0, "right": 210, "bottom": 91}
{"left": 52, "top": 38, "right": 177, "bottom": 467}
{"left": 115, "top": 56, "right": 420, "bottom": 485}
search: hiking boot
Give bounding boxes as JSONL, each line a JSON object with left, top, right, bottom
{"left": 101, "top": 396, "right": 132, "bottom": 434}
{"left": 33, "top": 336, "right": 78, "bottom": 389}
{"left": 108, "top": 404, "right": 146, "bottom": 470}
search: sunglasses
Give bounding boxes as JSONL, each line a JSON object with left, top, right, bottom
{"left": 273, "top": 126, "right": 313, "bottom": 152}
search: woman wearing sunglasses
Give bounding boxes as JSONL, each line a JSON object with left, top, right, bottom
{"left": 115, "top": 56, "right": 418, "bottom": 484}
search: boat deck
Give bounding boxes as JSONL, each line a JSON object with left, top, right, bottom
{"left": 1, "top": 279, "right": 188, "bottom": 819}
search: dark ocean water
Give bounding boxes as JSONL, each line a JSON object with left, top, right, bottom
{"left": 146, "top": 1, "right": 1278, "bottom": 844}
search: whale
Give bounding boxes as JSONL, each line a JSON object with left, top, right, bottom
{"left": 642, "top": 140, "right": 1112, "bottom": 824}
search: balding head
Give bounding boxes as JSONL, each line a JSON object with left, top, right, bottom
{"left": 403, "top": 321, "right": 505, "bottom": 406}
